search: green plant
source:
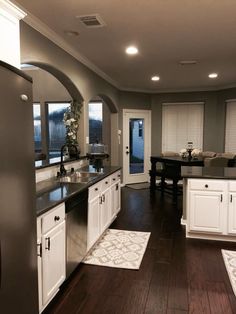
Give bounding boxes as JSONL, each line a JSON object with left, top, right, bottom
{"left": 63, "top": 99, "right": 82, "bottom": 146}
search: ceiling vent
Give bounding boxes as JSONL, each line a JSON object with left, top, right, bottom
{"left": 77, "top": 14, "right": 106, "bottom": 28}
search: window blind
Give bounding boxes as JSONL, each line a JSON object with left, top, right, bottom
{"left": 225, "top": 100, "right": 236, "bottom": 153}
{"left": 162, "top": 102, "right": 204, "bottom": 153}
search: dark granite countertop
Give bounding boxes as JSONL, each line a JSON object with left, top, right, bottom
{"left": 181, "top": 166, "right": 236, "bottom": 179}
{"left": 36, "top": 165, "right": 121, "bottom": 216}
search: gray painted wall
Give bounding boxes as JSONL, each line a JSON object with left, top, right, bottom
{"left": 151, "top": 90, "right": 236, "bottom": 155}
{"left": 20, "top": 22, "right": 236, "bottom": 170}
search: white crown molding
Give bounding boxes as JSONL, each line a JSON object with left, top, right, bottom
{"left": 0, "top": 0, "right": 26, "bottom": 20}
{"left": 12, "top": 2, "right": 119, "bottom": 88}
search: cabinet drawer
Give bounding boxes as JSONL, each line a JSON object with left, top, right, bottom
{"left": 101, "top": 176, "right": 111, "bottom": 190}
{"left": 229, "top": 181, "right": 236, "bottom": 192}
{"left": 189, "top": 179, "right": 226, "bottom": 192}
{"left": 110, "top": 171, "right": 121, "bottom": 184}
{"left": 89, "top": 182, "right": 101, "bottom": 200}
{"left": 42, "top": 203, "right": 65, "bottom": 234}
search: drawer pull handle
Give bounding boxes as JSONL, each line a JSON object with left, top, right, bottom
{"left": 54, "top": 216, "right": 60, "bottom": 221}
{"left": 221, "top": 194, "right": 223, "bottom": 202}
{"left": 45, "top": 237, "right": 50, "bottom": 251}
{"left": 230, "top": 194, "right": 233, "bottom": 202}
{"left": 205, "top": 184, "right": 208, "bottom": 188}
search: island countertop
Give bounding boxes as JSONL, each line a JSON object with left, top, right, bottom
{"left": 181, "top": 166, "right": 236, "bottom": 179}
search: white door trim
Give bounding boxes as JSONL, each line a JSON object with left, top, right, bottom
{"left": 122, "top": 109, "right": 151, "bottom": 185}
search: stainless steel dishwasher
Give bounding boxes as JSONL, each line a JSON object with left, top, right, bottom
{"left": 65, "top": 188, "right": 88, "bottom": 278}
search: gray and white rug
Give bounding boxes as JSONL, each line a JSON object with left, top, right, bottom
{"left": 83, "top": 229, "right": 151, "bottom": 270}
{"left": 222, "top": 249, "right": 236, "bottom": 296}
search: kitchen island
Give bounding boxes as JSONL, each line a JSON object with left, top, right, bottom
{"left": 182, "top": 166, "right": 236, "bottom": 242}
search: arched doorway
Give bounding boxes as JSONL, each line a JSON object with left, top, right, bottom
{"left": 21, "top": 62, "right": 84, "bottom": 165}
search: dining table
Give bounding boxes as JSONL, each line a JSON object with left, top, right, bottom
{"left": 149, "top": 156, "right": 204, "bottom": 200}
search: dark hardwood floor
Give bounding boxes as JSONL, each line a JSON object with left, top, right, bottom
{"left": 43, "top": 187, "right": 236, "bottom": 314}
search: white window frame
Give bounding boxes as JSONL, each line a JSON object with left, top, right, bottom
{"left": 162, "top": 102, "right": 204, "bottom": 153}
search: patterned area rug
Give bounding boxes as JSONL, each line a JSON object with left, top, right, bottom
{"left": 83, "top": 229, "right": 151, "bottom": 270}
{"left": 222, "top": 249, "right": 236, "bottom": 296}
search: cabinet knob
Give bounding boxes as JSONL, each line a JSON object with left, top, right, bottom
{"left": 105, "top": 181, "right": 108, "bottom": 184}
{"left": 113, "top": 178, "right": 116, "bottom": 181}
{"left": 54, "top": 215, "right": 60, "bottom": 221}
{"left": 95, "top": 188, "right": 98, "bottom": 191}
{"left": 205, "top": 184, "right": 208, "bottom": 188}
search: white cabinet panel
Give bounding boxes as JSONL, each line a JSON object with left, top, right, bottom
{"left": 87, "top": 195, "right": 100, "bottom": 251}
{"left": 189, "top": 191, "right": 225, "bottom": 234}
{"left": 42, "top": 220, "right": 66, "bottom": 306}
{"left": 228, "top": 192, "right": 236, "bottom": 234}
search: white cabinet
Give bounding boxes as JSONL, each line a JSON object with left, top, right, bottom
{"left": 110, "top": 172, "right": 121, "bottom": 220}
{"left": 186, "top": 178, "right": 236, "bottom": 241}
{"left": 37, "top": 203, "right": 66, "bottom": 313}
{"left": 87, "top": 183, "right": 101, "bottom": 250}
{"left": 189, "top": 190, "right": 226, "bottom": 234}
{"left": 100, "top": 177, "right": 112, "bottom": 233}
{"left": 87, "top": 170, "right": 121, "bottom": 251}
{"left": 228, "top": 181, "right": 236, "bottom": 234}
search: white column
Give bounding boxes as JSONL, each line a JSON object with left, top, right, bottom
{"left": 0, "top": 0, "right": 26, "bottom": 68}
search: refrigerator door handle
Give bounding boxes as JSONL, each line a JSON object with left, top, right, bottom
{"left": 45, "top": 237, "right": 51, "bottom": 251}
{"left": 0, "top": 242, "right": 1, "bottom": 290}
{"left": 37, "top": 243, "right": 42, "bottom": 257}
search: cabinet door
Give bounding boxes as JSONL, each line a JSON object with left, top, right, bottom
{"left": 87, "top": 195, "right": 101, "bottom": 251}
{"left": 37, "top": 218, "right": 43, "bottom": 312}
{"left": 189, "top": 191, "right": 225, "bottom": 234}
{"left": 100, "top": 187, "right": 111, "bottom": 234}
{"left": 228, "top": 192, "right": 236, "bottom": 234}
{"left": 111, "top": 181, "right": 121, "bottom": 219}
{"left": 42, "top": 220, "right": 66, "bottom": 306}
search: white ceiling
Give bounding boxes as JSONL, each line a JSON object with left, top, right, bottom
{"left": 13, "top": 0, "right": 236, "bottom": 93}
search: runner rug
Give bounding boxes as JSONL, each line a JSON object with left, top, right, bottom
{"left": 222, "top": 249, "right": 236, "bottom": 296}
{"left": 83, "top": 229, "right": 151, "bottom": 270}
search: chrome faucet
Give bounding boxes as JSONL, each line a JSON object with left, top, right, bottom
{"left": 59, "top": 144, "right": 78, "bottom": 176}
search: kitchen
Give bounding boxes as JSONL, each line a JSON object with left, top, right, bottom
{"left": 2, "top": 1, "right": 236, "bottom": 313}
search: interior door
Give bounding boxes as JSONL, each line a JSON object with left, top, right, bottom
{"left": 123, "top": 109, "right": 151, "bottom": 184}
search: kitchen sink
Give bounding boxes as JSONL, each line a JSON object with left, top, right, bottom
{"left": 57, "top": 171, "right": 102, "bottom": 184}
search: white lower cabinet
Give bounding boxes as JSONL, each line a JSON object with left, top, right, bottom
{"left": 87, "top": 170, "right": 121, "bottom": 251}
{"left": 187, "top": 179, "right": 236, "bottom": 241}
{"left": 37, "top": 203, "right": 66, "bottom": 313}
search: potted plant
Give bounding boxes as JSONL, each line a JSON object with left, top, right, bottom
{"left": 63, "top": 99, "right": 82, "bottom": 157}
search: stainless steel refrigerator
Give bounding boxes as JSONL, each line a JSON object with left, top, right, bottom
{"left": 0, "top": 61, "right": 38, "bottom": 313}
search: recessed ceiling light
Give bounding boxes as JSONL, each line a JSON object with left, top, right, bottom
{"left": 179, "top": 60, "right": 197, "bottom": 65}
{"left": 126, "top": 46, "right": 138, "bottom": 55}
{"left": 151, "top": 76, "right": 160, "bottom": 81}
{"left": 208, "top": 73, "right": 218, "bottom": 78}
{"left": 64, "top": 30, "right": 79, "bottom": 37}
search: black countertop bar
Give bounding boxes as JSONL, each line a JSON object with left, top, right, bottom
{"left": 181, "top": 166, "right": 236, "bottom": 179}
{"left": 36, "top": 166, "right": 121, "bottom": 216}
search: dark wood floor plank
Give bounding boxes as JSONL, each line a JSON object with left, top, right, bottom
{"left": 120, "top": 279, "right": 149, "bottom": 314}
{"left": 167, "top": 234, "right": 189, "bottom": 312}
{"left": 145, "top": 262, "right": 170, "bottom": 314}
{"left": 156, "top": 237, "right": 173, "bottom": 263}
{"left": 206, "top": 281, "right": 233, "bottom": 314}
